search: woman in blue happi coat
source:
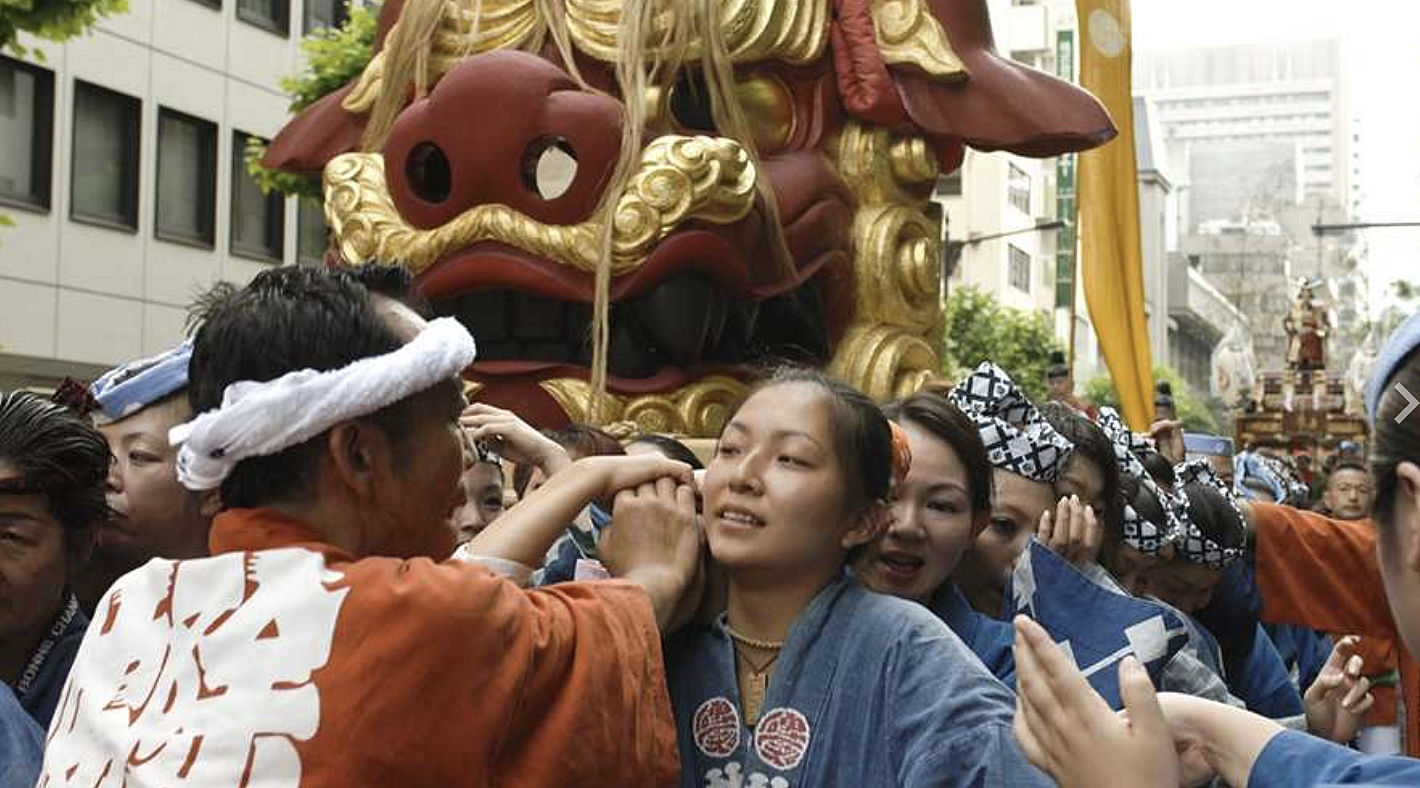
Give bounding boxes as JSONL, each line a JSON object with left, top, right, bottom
{"left": 852, "top": 391, "right": 1018, "bottom": 684}
{"left": 1015, "top": 310, "right": 1420, "bottom": 788}
{"left": 664, "top": 368, "right": 1050, "bottom": 788}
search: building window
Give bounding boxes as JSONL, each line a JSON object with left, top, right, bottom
{"left": 1009, "top": 244, "right": 1031, "bottom": 293}
{"left": 237, "top": 0, "right": 289, "bottom": 36}
{"left": 71, "top": 81, "right": 141, "bottom": 231}
{"left": 155, "top": 108, "right": 217, "bottom": 247}
{"left": 296, "top": 195, "right": 328, "bottom": 265}
{"left": 303, "top": 0, "right": 348, "bottom": 34}
{"left": 1008, "top": 162, "right": 1031, "bottom": 214}
{"left": 0, "top": 57, "right": 54, "bottom": 211}
{"left": 231, "top": 131, "right": 285, "bottom": 262}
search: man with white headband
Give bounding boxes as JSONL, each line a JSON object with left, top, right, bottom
{"left": 36, "top": 265, "right": 700, "bottom": 787}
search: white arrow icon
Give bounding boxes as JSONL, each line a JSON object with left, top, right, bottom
{"left": 1398, "top": 383, "right": 1419, "bottom": 424}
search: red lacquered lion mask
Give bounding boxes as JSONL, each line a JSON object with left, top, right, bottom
{"left": 264, "top": 0, "right": 1115, "bottom": 435}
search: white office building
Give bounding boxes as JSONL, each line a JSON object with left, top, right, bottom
{"left": 0, "top": 0, "right": 347, "bottom": 390}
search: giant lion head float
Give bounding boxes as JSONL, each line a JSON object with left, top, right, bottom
{"left": 264, "top": 0, "right": 1115, "bottom": 435}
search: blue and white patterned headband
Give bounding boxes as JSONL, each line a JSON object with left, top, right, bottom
{"left": 1098, "top": 408, "right": 1184, "bottom": 556}
{"left": 89, "top": 339, "right": 194, "bottom": 422}
{"left": 1097, "top": 407, "right": 1153, "bottom": 481}
{"left": 1233, "top": 451, "right": 1308, "bottom": 505}
{"left": 1365, "top": 310, "right": 1420, "bottom": 426}
{"left": 1172, "top": 459, "right": 1246, "bottom": 570}
{"left": 949, "top": 362, "right": 1073, "bottom": 483}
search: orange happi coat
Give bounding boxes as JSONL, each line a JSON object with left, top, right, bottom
{"left": 38, "top": 508, "right": 680, "bottom": 787}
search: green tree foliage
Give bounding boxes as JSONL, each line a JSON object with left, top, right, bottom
{"left": 244, "top": 1, "right": 379, "bottom": 198}
{"left": 1083, "top": 364, "right": 1222, "bottom": 434}
{"left": 943, "top": 286, "right": 1063, "bottom": 402}
{"left": 2, "top": 0, "right": 127, "bottom": 59}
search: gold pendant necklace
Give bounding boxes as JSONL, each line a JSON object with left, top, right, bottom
{"left": 727, "top": 625, "right": 785, "bottom": 728}
{"left": 737, "top": 648, "right": 780, "bottom": 727}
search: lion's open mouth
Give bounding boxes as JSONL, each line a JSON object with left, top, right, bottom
{"left": 431, "top": 268, "right": 830, "bottom": 381}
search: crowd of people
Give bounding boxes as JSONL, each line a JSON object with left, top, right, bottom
{"left": 2, "top": 262, "right": 1419, "bottom": 787}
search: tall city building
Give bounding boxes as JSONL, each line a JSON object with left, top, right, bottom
{"left": 1136, "top": 39, "right": 1359, "bottom": 222}
{"left": 0, "top": 0, "right": 347, "bottom": 390}
{"left": 1137, "top": 39, "right": 1366, "bottom": 370}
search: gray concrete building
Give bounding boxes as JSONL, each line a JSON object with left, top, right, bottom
{"left": 1179, "top": 230, "right": 1294, "bottom": 372}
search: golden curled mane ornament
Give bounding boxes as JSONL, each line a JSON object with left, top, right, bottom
{"left": 324, "top": 135, "right": 756, "bottom": 276}
{"left": 263, "top": 0, "right": 1117, "bottom": 436}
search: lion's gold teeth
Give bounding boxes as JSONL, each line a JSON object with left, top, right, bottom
{"left": 321, "top": 135, "right": 757, "bottom": 275}
{"left": 539, "top": 376, "right": 747, "bottom": 436}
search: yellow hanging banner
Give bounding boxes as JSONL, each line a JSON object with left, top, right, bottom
{"left": 1075, "top": 0, "right": 1154, "bottom": 429}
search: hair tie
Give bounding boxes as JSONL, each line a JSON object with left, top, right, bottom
{"left": 888, "top": 420, "right": 913, "bottom": 488}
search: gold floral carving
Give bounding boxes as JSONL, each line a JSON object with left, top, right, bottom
{"left": 539, "top": 376, "right": 747, "bottom": 435}
{"left": 564, "top": 0, "right": 828, "bottom": 66}
{"left": 833, "top": 122, "right": 939, "bottom": 206}
{"left": 872, "top": 0, "right": 967, "bottom": 80}
{"left": 828, "top": 326, "right": 939, "bottom": 402}
{"left": 323, "top": 135, "right": 757, "bottom": 275}
{"left": 824, "top": 119, "right": 945, "bottom": 401}
{"left": 850, "top": 204, "right": 941, "bottom": 331}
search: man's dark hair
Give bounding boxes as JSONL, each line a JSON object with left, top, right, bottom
{"left": 1137, "top": 449, "right": 1177, "bottom": 486}
{"left": 1046, "top": 350, "right": 1069, "bottom": 380}
{"left": 347, "top": 262, "right": 429, "bottom": 315}
{"left": 187, "top": 266, "right": 419, "bottom": 509}
{"left": 0, "top": 390, "right": 111, "bottom": 537}
{"left": 1329, "top": 459, "right": 1368, "bottom": 477}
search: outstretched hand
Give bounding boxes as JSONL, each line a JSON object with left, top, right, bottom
{"left": 1305, "top": 635, "right": 1374, "bottom": 743}
{"left": 1013, "top": 615, "right": 1180, "bottom": 788}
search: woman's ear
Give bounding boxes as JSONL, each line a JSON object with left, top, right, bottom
{"left": 841, "top": 501, "right": 891, "bottom": 551}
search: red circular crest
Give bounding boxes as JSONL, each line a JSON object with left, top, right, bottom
{"left": 693, "top": 697, "right": 741, "bottom": 758}
{"left": 753, "top": 707, "right": 811, "bottom": 771}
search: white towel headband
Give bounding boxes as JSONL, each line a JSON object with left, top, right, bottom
{"left": 169, "top": 317, "right": 477, "bottom": 491}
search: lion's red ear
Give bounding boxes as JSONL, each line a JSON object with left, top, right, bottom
{"left": 260, "top": 85, "right": 366, "bottom": 177}
{"left": 884, "top": 0, "right": 1117, "bottom": 158}
{"left": 829, "top": 0, "right": 909, "bottom": 126}
{"left": 259, "top": 0, "right": 409, "bottom": 177}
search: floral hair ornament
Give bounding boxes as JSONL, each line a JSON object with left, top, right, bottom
{"left": 948, "top": 362, "right": 1073, "bottom": 483}
{"left": 888, "top": 420, "right": 913, "bottom": 489}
